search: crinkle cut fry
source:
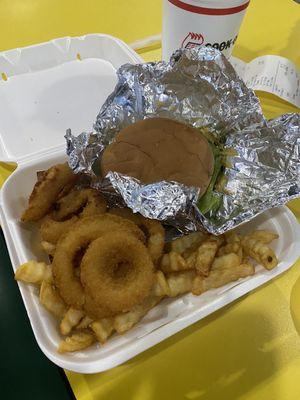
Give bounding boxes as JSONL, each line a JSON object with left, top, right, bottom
{"left": 58, "top": 331, "right": 95, "bottom": 353}
{"left": 241, "top": 235, "right": 278, "bottom": 270}
{"left": 90, "top": 272, "right": 169, "bottom": 343}
{"left": 193, "top": 261, "right": 255, "bottom": 295}
{"left": 188, "top": 238, "right": 221, "bottom": 277}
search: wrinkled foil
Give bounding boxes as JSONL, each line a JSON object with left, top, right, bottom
{"left": 66, "top": 46, "right": 300, "bottom": 234}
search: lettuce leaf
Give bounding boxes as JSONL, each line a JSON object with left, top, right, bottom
{"left": 197, "top": 131, "right": 224, "bottom": 215}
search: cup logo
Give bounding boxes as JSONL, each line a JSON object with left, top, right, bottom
{"left": 181, "top": 32, "right": 204, "bottom": 49}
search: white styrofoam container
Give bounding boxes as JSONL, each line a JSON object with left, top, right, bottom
{"left": 0, "top": 34, "right": 299, "bottom": 374}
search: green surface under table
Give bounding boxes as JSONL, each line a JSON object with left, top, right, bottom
{"left": 0, "top": 231, "right": 74, "bottom": 400}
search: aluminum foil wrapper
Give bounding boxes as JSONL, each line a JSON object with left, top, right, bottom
{"left": 66, "top": 47, "right": 300, "bottom": 234}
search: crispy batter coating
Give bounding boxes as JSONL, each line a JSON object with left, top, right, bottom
{"left": 109, "top": 208, "right": 165, "bottom": 264}
{"left": 21, "top": 163, "right": 77, "bottom": 222}
{"left": 53, "top": 188, "right": 107, "bottom": 220}
{"left": 81, "top": 232, "right": 155, "bottom": 318}
{"left": 40, "top": 188, "right": 107, "bottom": 245}
{"left": 52, "top": 214, "right": 146, "bottom": 310}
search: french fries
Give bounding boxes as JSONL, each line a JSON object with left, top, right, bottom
{"left": 192, "top": 261, "right": 255, "bottom": 295}
{"left": 15, "top": 224, "right": 279, "bottom": 352}
{"left": 152, "top": 271, "right": 171, "bottom": 297}
{"left": 76, "top": 316, "right": 93, "bottom": 330}
{"left": 160, "top": 252, "right": 189, "bottom": 273}
{"left": 91, "top": 319, "right": 114, "bottom": 343}
{"left": 60, "top": 307, "right": 85, "bottom": 335}
{"left": 168, "top": 231, "right": 207, "bottom": 254}
{"left": 166, "top": 271, "right": 195, "bottom": 297}
{"left": 241, "top": 235, "right": 278, "bottom": 270}
{"left": 211, "top": 253, "right": 241, "bottom": 270}
{"left": 114, "top": 296, "right": 161, "bottom": 334}
{"left": 188, "top": 238, "right": 220, "bottom": 276}
{"left": 39, "top": 281, "right": 67, "bottom": 318}
{"left": 248, "top": 230, "right": 279, "bottom": 244}
{"left": 15, "top": 260, "right": 53, "bottom": 284}
{"left": 58, "top": 331, "right": 95, "bottom": 353}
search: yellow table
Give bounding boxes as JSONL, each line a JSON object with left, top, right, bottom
{"left": 1, "top": 1, "right": 300, "bottom": 399}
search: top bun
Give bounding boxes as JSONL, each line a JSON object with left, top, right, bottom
{"left": 101, "top": 118, "right": 214, "bottom": 196}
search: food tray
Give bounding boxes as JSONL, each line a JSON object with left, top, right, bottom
{"left": 0, "top": 34, "right": 299, "bottom": 373}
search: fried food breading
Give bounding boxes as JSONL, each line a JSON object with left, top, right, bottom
{"left": 40, "top": 215, "right": 78, "bottom": 245}
{"left": 21, "top": 163, "right": 77, "bottom": 222}
{"left": 109, "top": 208, "right": 165, "bottom": 264}
{"left": 53, "top": 188, "right": 107, "bottom": 220}
{"left": 40, "top": 188, "right": 107, "bottom": 246}
{"left": 52, "top": 214, "right": 145, "bottom": 309}
{"left": 81, "top": 232, "right": 155, "bottom": 318}
{"left": 15, "top": 260, "right": 53, "bottom": 284}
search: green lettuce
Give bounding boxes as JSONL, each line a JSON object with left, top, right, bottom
{"left": 196, "top": 129, "right": 224, "bottom": 215}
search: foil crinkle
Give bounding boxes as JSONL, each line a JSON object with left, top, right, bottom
{"left": 66, "top": 47, "right": 300, "bottom": 234}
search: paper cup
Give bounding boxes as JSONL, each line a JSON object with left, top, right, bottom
{"left": 162, "top": 0, "right": 250, "bottom": 60}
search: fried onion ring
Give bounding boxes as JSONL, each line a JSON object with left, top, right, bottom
{"left": 53, "top": 188, "right": 107, "bottom": 220}
{"left": 40, "top": 188, "right": 107, "bottom": 245}
{"left": 81, "top": 232, "right": 155, "bottom": 318}
{"left": 21, "top": 163, "right": 77, "bottom": 222}
{"left": 109, "top": 208, "right": 165, "bottom": 264}
{"left": 52, "top": 214, "right": 145, "bottom": 310}
{"left": 40, "top": 216, "right": 78, "bottom": 245}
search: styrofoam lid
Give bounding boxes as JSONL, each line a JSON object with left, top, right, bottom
{"left": 0, "top": 34, "right": 141, "bottom": 163}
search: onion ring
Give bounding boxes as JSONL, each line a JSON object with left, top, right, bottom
{"left": 53, "top": 188, "right": 107, "bottom": 220}
{"left": 81, "top": 232, "right": 155, "bottom": 318}
{"left": 21, "top": 163, "right": 77, "bottom": 222}
{"left": 40, "top": 188, "right": 107, "bottom": 245}
{"left": 109, "top": 208, "right": 165, "bottom": 264}
{"left": 52, "top": 214, "right": 145, "bottom": 310}
{"left": 40, "top": 216, "right": 78, "bottom": 245}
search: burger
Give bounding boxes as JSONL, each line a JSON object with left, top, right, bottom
{"left": 101, "top": 118, "right": 223, "bottom": 214}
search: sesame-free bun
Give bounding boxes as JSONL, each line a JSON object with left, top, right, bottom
{"left": 101, "top": 118, "right": 214, "bottom": 195}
